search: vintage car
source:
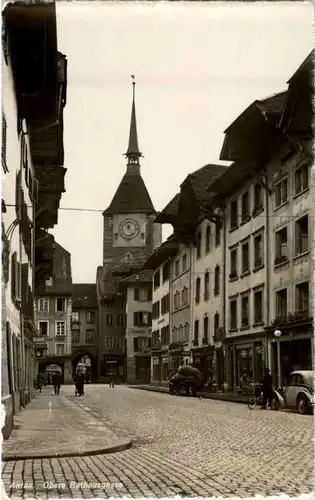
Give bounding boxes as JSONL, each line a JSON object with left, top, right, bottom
{"left": 271, "top": 370, "right": 314, "bottom": 414}
{"left": 169, "top": 366, "right": 203, "bottom": 397}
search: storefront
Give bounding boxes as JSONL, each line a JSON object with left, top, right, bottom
{"left": 135, "top": 355, "right": 151, "bottom": 383}
{"left": 103, "top": 354, "right": 125, "bottom": 380}
{"left": 226, "top": 335, "right": 266, "bottom": 391}
{"left": 152, "top": 355, "right": 161, "bottom": 382}
{"left": 161, "top": 353, "right": 169, "bottom": 380}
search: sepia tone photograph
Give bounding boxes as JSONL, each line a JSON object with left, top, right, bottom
{"left": 1, "top": 0, "right": 314, "bottom": 498}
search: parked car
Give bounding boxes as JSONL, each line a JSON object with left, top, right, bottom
{"left": 271, "top": 370, "right": 314, "bottom": 414}
{"left": 169, "top": 366, "right": 203, "bottom": 397}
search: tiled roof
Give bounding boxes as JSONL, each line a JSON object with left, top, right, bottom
{"left": 155, "top": 193, "right": 180, "bottom": 223}
{"left": 72, "top": 284, "right": 97, "bottom": 309}
{"left": 103, "top": 171, "right": 155, "bottom": 215}
{"left": 34, "top": 165, "right": 66, "bottom": 193}
{"left": 121, "top": 269, "right": 153, "bottom": 284}
{"left": 186, "top": 164, "right": 230, "bottom": 203}
{"left": 255, "top": 91, "right": 287, "bottom": 116}
{"left": 288, "top": 50, "right": 314, "bottom": 83}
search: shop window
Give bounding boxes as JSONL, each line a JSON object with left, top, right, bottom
{"left": 253, "top": 183, "right": 263, "bottom": 214}
{"left": 214, "top": 313, "right": 219, "bottom": 340}
{"left": 175, "top": 260, "right": 180, "bottom": 277}
{"left": 276, "top": 288, "right": 287, "bottom": 319}
{"left": 295, "top": 282, "right": 309, "bottom": 314}
{"left": 241, "top": 241, "right": 249, "bottom": 274}
{"left": 254, "top": 290, "right": 263, "bottom": 324}
{"left": 182, "top": 253, "right": 187, "bottom": 272}
{"left": 214, "top": 266, "right": 220, "bottom": 295}
{"left": 153, "top": 270, "right": 160, "bottom": 289}
{"left": 86, "top": 311, "right": 95, "bottom": 323}
{"left": 195, "top": 277, "right": 201, "bottom": 304}
{"left": 275, "top": 227, "right": 288, "bottom": 264}
{"left": 204, "top": 272, "right": 210, "bottom": 301}
{"left": 205, "top": 225, "right": 211, "bottom": 253}
{"left": 295, "top": 215, "right": 308, "bottom": 255}
{"left": 194, "top": 320, "right": 199, "bottom": 345}
{"left": 203, "top": 316, "right": 209, "bottom": 343}
{"left": 39, "top": 321, "right": 48, "bottom": 336}
{"left": 56, "top": 298, "right": 65, "bottom": 312}
{"left": 241, "top": 191, "right": 250, "bottom": 222}
{"left": 230, "top": 248, "right": 238, "bottom": 279}
{"left": 230, "top": 200, "right": 238, "bottom": 230}
{"left": 215, "top": 220, "right": 221, "bottom": 246}
{"left": 295, "top": 163, "right": 308, "bottom": 195}
{"left": 196, "top": 232, "right": 202, "bottom": 259}
{"left": 275, "top": 178, "right": 288, "bottom": 208}
{"left": 106, "top": 314, "right": 113, "bottom": 327}
{"left": 241, "top": 294, "right": 250, "bottom": 327}
{"left": 230, "top": 299, "right": 237, "bottom": 330}
{"left": 86, "top": 329, "right": 95, "bottom": 342}
{"left": 254, "top": 233, "right": 264, "bottom": 268}
{"left": 162, "top": 262, "right": 170, "bottom": 282}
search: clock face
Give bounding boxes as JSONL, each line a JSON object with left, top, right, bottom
{"left": 119, "top": 219, "right": 140, "bottom": 240}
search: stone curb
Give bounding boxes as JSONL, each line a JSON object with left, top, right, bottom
{"left": 2, "top": 437, "right": 132, "bottom": 462}
{"left": 129, "top": 385, "right": 249, "bottom": 404}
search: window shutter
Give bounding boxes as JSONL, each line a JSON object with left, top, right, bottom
{"left": 134, "top": 337, "right": 138, "bottom": 352}
{"left": 33, "top": 178, "right": 39, "bottom": 203}
{"left": 2, "top": 113, "right": 8, "bottom": 172}
{"left": 15, "top": 172, "right": 21, "bottom": 218}
{"left": 134, "top": 312, "right": 138, "bottom": 327}
{"left": 148, "top": 337, "right": 151, "bottom": 348}
{"left": 148, "top": 312, "right": 152, "bottom": 327}
{"left": 11, "top": 253, "right": 16, "bottom": 301}
{"left": 134, "top": 287, "right": 139, "bottom": 301}
{"left": 147, "top": 286, "right": 152, "bottom": 301}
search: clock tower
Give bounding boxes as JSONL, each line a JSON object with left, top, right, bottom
{"left": 102, "top": 79, "right": 162, "bottom": 269}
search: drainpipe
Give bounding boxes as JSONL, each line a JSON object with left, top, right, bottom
{"left": 222, "top": 213, "right": 227, "bottom": 388}
{"left": 189, "top": 242, "right": 195, "bottom": 366}
{"left": 265, "top": 170, "right": 271, "bottom": 372}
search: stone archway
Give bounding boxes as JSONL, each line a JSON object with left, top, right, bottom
{"left": 38, "top": 361, "right": 65, "bottom": 384}
{"left": 72, "top": 349, "right": 97, "bottom": 383}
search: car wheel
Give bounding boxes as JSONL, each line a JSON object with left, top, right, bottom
{"left": 271, "top": 397, "right": 280, "bottom": 411}
{"left": 297, "top": 395, "right": 308, "bottom": 414}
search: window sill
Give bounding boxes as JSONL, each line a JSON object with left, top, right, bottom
{"left": 252, "top": 206, "right": 264, "bottom": 219}
{"left": 240, "top": 215, "right": 251, "bottom": 227}
{"left": 240, "top": 325, "right": 250, "bottom": 331}
{"left": 274, "top": 258, "right": 289, "bottom": 269}
{"left": 274, "top": 200, "right": 289, "bottom": 213}
{"left": 228, "top": 328, "right": 238, "bottom": 333}
{"left": 253, "top": 321, "right": 265, "bottom": 328}
{"left": 253, "top": 263, "right": 264, "bottom": 273}
{"left": 229, "top": 276, "right": 238, "bottom": 283}
{"left": 240, "top": 270, "right": 250, "bottom": 279}
{"left": 213, "top": 290, "right": 220, "bottom": 297}
{"left": 293, "top": 187, "right": 309, "bottom": 200}
{"left": 293, "top": 250, "right": 310, "bottom": 262}
{"left": 229, "top": 225, "right": 239, "bottom": 234}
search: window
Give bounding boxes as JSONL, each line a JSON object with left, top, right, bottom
{"left": 86, "top": 329, "right": 95, "bottom": 342}
{"left": 215, "top": 220, "right": 221, "bottom": 246}
{"left": 38, "top": 321, "right": 48, "bottom": 336}
{"left": 152, "top": 330, "right": 160, "bottom": 345}
{"left": 230, "top": 200, "right": 238, "bottom": 229}
{"left": 241, "top": 295, "right": 250, "bottom": 327}
{"left": 175, "top": 260, "right": 179, "bottom": 277}
{"left": 56, "top": 344, "right": 65, "bottom": 356}
{"left": 178, "top": 325, "right": 184, "bottom": 342}
{"left": 204, "top": 272, "right": 210, "bottom": 300}
{"left": 276, "top": 289, "right": 287, "bottom": 318}
{"left": 56, "top": 298, "right": 65, "bottom": 312}
{"left": 242, "top": 242, "right": 249, "bottom": 274}
{"left": 134, "top": 312, "right": 152, "bottom": 327}
{"left": 45, "top": 277, "right": 53, "bottom": 287}
{"left": 161, "top": 294, "right": 170, "bottom": 315}
{"left": 105, "top": 336, "right": 114, "bottom": 348}
{"left": 56, "top": 321, "right": 65, "bottom": 336}
{"left": 162, "top": 262, "right": 170, "bottom": 282}
{"left": 117, "top": 315, "right": 125, "bottom": 327}
{"left": 72, "top": 311, "right": 79, "bottom": 322}
{"left": 230, "top": 299, "right": 237, "bottom": 330}
{"left": 295, "top": 215, "right": 309, "bottom": 255}
{"left": 230, "top": 248, "right": 238, "bottom": 279}
{"left": 152, "top": 301, "right": 160, "bottom": 319}
{"left": 275, "top": 178, "right": 288, "bottom": 208}
{"left": 254, "top": 290, "right": 263, "bottom": 324}
{"left": 134, "top": 287, "right": 149, "bottom": 302}
{"left": 275, "top": 227, "right": 288, "bottom": 264}
{"left": 205, "top": 225, "right": 211, "bottom": 253}
{"left": 214, "top": 313, "right": 219, "bottom": 339}
{"left": 72, "top": 330, "right": 80, "bottom": 343}
{"left": 194, "top": 320, "right": 199, "bottom": 345}
{"left": 161, "top": 326, "right": 170, "bottom": 345}
{"left": 295, "top": 164, "right": 309, "bottom": 195}
{"left": 2, "top": 112, "right": 8, "bottom": 173}
{"left": 11, "top": 252, "right": 21, "bottom": 303}
{"left": 106, "top": 314, "right": 113, "bottom": 326}
{"left": 181, "top": 287, "right": 188, "bottom": 307}
{"left": 214, "top": 266, "right": 220, "bottom": 295}
{"left": 153, "top": 270, "right": 160, "bottom": 289}
{"left": 203, "top": 316, "right": 209, "bottom": 342}
{"left": 195, "top": 277, "right": 201, "bottom": 304}
{"left": 172, "top": 327, "right": 177, "bottom": 343}
{"left": 296, "top": 282, "right": 309, "bottom": 313}
{"left": 241, "top": 192, "right": 250, "bottom": 222}
{"left": 184, "top": 323, "right": 189, "bottom": 341}
{"left": 38, "top": 297, "right": 49, "bottom": 313}
{"left": 254, "top": 234, "right": 263, "bottom": 268}
{"left": 182, "top": 253, "right": 187, "bottom": 272}
{"left": 86, "top": 311, "right": 95, "bottom": 323}
{"left": 253, "top": 183, "right": 263, "bottom": 213}
{"left": 196, "top": 232, "right": 202, "bottom": 259}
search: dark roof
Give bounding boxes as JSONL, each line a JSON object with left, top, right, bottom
{"left": 121, "top": 269, "right": 153, "bottom": 285}
{"left": 155, "top": 193, "right": 180, "bottom": 223}
{"left": 103, "top": 170, "right": 155, "bottom": 215}
{"left": 288, "top": 50, "right": 314, "bottom": 84}
{"left": 185, "top": 164, "right": 230, "bottom": 204}
{"left": 143, "top": 236, "right": 178, "bottom": 270}
{"left": 255, "top": 91, "right": 287, "bottom": 116}
{"left": 72, "top": 284, "right": 97, "bottom": 309}
{"left": 34, "top": 165, "right": 66, "bottom": 193}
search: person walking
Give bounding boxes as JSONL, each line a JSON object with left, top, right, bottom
{"left": 37, "top": 372, "right": 46, "bottom": 393}
{"left": 261, "top": 368, "right": 273, "bottom": 409}
{"left": 52, "top": 371, "right": 62, "bottom": 395}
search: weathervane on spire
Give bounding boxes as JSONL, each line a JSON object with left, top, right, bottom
{"left": 131, "top": 74, "right": 136, "bottom": 99}
{"left": 125, "top": 74, "right": 142, "bottom": 163}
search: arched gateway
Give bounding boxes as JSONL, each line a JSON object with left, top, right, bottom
{"left": 71, "top": 349, "right": 97, "bottom": 383}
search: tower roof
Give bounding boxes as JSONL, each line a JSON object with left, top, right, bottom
{"left": 125, "top": 78, "right": 142, "bottom": 159}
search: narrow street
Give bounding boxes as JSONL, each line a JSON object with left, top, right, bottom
{"left": 3, "top": 386, "right": 313, "bottom": 498}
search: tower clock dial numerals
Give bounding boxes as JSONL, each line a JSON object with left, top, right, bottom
{"left": 119, "top": 219, "right": 140, "bottom": 240}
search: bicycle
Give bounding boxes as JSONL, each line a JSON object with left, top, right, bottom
{"left": 247, "top": 384, "right": 264, "bottom": 410}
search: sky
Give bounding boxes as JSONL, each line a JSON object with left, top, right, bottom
{"left": 53, "top": 1, "right": 313, "bottom": 283}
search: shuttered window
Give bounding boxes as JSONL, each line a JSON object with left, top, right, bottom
{"left": 2, "top": 113, "right": 8, "bottom": 172}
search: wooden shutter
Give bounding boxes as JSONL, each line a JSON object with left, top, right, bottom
{"left": 134, "top": 312, "right": 138, "bottom": 327}
{"left": 2, "top": 113, "right": 8, "bottom": 172}
{"left": 15, "top": 171, "right": 21, "bottom": 218}
{"left": 133, "top": 337, "right": 138, "bottom": 352}
{"left": 147, "top": 285, "right": 152, "bottom": 302}
{"left": 11, "top": 253, "right": 16, "bottom": 301}
{"left": 148, "top": 337, "right": 152, "bottom": 348}
{"left": 21, "top": 263, "right": 29, "bottom": 314}
{"left": 148, "top": 312, "right": 152, "bottom": 327}
{"left": 33, "top": 178, "right": 39, "bottom": 203}
{"left": 134, "top": 287, "right": 139, "bottom": 301}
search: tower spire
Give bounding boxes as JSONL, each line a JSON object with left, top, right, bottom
{"left": 125, "top": 76, "right": 142, "bottom": 169}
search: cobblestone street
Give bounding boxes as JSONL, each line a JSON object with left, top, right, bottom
{"left": 2, "top": 385, "right": 313, "bottom": 498}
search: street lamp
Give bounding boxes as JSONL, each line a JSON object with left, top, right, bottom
{"left": 274, "top": 329, "right": 282, "bottom": 338}
{"left": 274, "top": 329, "right": 281, "bottom": 387}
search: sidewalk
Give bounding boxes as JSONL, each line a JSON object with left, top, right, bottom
{"left": 2, "top": 387, "right": 131, "bottom": 461}
{"left": 129, "top": 384, "right": 248, "bottom": 404}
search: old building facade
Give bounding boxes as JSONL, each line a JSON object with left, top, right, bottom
{"left": 71, "top": 284, "right": 98, "bottom": 381}
{"left": 96, "top": 82, "right": 161, "bottom": 382}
